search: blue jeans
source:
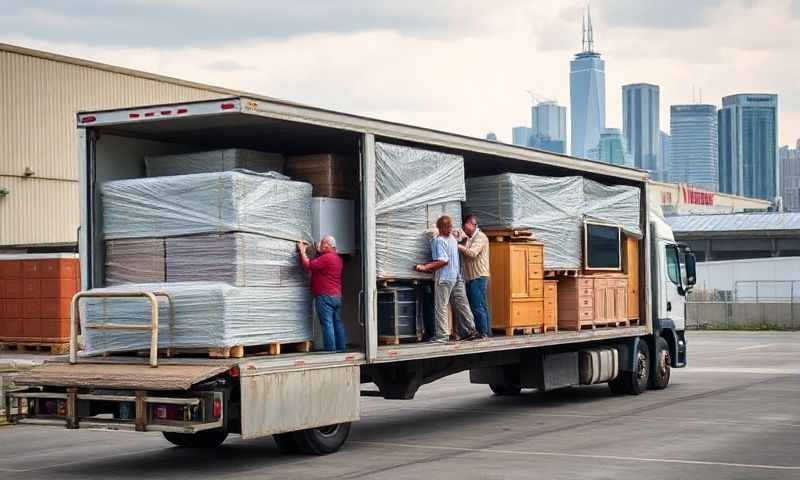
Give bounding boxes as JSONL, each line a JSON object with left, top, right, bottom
{"left": 466, "top": 277, "right": 491, "bottom": 336}
{"left": 315, "top": 295, "right": 347, "bottom": 352}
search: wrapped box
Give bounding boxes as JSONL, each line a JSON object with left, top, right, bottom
{"left": 286, "top": 154, "right": 357, "bottom": 199}
{"left": 166, "top": 233, "right": 308, "bottom": 287}
{"left": 374, "top": 143, "right": 466, "bottom": 279}
{"left": 105, "top": 238, "right": 166, "bottom": 285}
{"left": 102, "top": 171, "right": 313, "bottom": 242}
{"left": 81, "top": 282, "right": 312, "bottom": 354}
{"left": 145, "top": 148, "right": 284, "bottom": 177}
{"left": 464, "top": 173, "right": 641, "bottom": 269}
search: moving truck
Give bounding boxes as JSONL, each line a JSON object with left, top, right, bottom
{"left": 6, "top": 97, "right": 696, "bottom": 454}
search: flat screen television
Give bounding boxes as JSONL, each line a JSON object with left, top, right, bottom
{"left": 584, "top": 222, "right": 622, "bottom": 270}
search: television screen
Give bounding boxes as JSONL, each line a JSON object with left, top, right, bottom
{"left": 585, "top": 223, "right": 621, "bottom": 270}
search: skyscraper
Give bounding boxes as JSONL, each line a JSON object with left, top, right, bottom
{"left": 718, "top": 94, "right": 778, "bottom": 201}
{"left": 780, "top": 141, "right": 800, "bottom": 211}
{"left": 597, "top": 128, "right": 632, "bottom": 166}
{"left": 622, "top": 83, "right": 660, "bottom": 175}
{"left": 511, "top": 126, "right": 532, "bottom": 147}
{"left": 669, "top": 104, "right": 718, "bottom": 191}
{"left": 532, "top": 101, "right": 567, "bottom": 154}
{"left": 659, "top": 131, "right": 671, "bottom": 181}
{"left": 570, "top": 7, "right": 605, "bottom": 158}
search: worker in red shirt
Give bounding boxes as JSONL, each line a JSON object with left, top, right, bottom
{"left": 297, "top": 235, "right": 346, "bottom": 352}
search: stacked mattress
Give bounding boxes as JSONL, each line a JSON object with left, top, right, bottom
{"left": 87, "top": 167, "right": 314, "bottom": 354}
{"left": 374, "top": 142, "right": 466, "bottom": 279}
{"left": 464, "top": 173, "right": 641, "bottom": 269}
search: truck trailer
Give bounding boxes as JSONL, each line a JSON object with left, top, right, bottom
{"left": 7, "top": 96, "right": 696, "bottom": 454}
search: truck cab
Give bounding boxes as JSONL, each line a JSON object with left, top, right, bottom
{"left": 650, "top": 212, "right": 696, "bottom": 370}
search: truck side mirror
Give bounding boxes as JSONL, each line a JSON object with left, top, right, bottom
{"left": 685, "top": 252, "right": 697, "bottom": 287}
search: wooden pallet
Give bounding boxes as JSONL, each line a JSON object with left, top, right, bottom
{"left": 544, "top": 269, "right": 579, "bottom": 278}
{"left": 110, "top": 340, "right": 314, "bottom": 359}
{"left": 379, "top": 335, "right": 423, "bottom": 346}
{"left": 493, "top": 326, "right": 542, "bottom": 336}
{"left": 0, "top": 341, "right": 69, "bottom": 355}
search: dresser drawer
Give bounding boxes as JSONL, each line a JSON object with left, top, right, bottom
{"left": 511, "top": 300, "right": 544, "bottom": 327}
{"left": 578, "top": 295, "right": 593, "bottom": 308}
{"left": 578, "top": 307, "right": 594, "bottom": 321}
{"left": 578, "top": 287, "right": 593, "bottom": 297}
{"left": 528, "top": 279, "right": 544, "bottom": 298}
{"left": 544, "top": 282, "right": 557, "bottom": 298}
{"left": 578, "top": 278, "right": 593, "bottom": 289}
{"left": 528, "top": 263, "right": 544, "bottom": 279}
{"left": 614, "top": 279, "right": 627, "bottom": 288}
{"left": 528, "top": 247, "right": 543, "bottom": 264}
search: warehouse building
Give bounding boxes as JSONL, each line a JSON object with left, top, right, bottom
{"left": 0, "top": 43, "right": 270, "bottom": 252}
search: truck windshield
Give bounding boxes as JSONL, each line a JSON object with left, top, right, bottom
{"left": 666, "top": 246, "right": 680, "bottom": 285}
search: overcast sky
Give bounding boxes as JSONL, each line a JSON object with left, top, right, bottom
{"left": 3, "top": 0, "right": 799, "bottom": 149}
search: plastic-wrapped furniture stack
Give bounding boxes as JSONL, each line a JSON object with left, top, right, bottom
{"left": 464, "top": 173, "right": 641, "bottom": 269}
{"left": 374, "top": 142, "right": 466, "bottom": 280}
{"left": 145, "top": 148, "right": 285, "bottom": 177}
{"left": 85, "top": 168, "right": 314, "bottom": 356}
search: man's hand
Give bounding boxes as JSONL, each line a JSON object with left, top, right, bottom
{"left": 457, "top": 244, "right": 467, "bottom": 254}
{"left": 414, "top": 264, "right": 428, "bottom": 273}
{"left": 297, "top": 240, "right": 308, "bottom": 253}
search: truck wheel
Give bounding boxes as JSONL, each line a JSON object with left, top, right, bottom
{"left": 163, "top": 429, "right": 228, "bottom": 448}
{"left": 292, "top": 422, "right": 351, "bottom": 455}
{"left": 490, "top": 384, "right": 522, "bottom": 396}
{"left": 273, "top": 432, "right": 301, "bottom": 454}
{"left": 649, "top": 337, "right": 671, "bottom": 390}
{"left": 607, "top": 340, "right": 650, "bottom": 395}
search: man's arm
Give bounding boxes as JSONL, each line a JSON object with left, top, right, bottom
{"left": 415, "top": 237, "right": 448, "bottom": 273}
{"left": 458, "top": 232, "right": 487, "bottom": 258}
{"left": 415, "top": 259, "right": 447, "bottom": 273}
{"left": 297, "top": 241, "right": 312, "bottom": 270}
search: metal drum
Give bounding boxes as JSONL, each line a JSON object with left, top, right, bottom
{"left": 378, "top": 286, "right": 421, "bottom": 340}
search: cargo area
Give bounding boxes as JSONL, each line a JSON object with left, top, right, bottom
{"left": 70, "top": 97, "right": 651, "bottom": 373}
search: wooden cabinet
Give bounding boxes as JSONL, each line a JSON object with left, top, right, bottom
{"left": 489, "top": 241, "right": 545, "bottom": 335}
{"left": 624, "top": 237, "right": 640, "bottom": 323}
{"left": 557, "top": 274, "right": 628, "bottom": 330}
{"left": 543, "top": 280, "right": 558, "bottom": 333}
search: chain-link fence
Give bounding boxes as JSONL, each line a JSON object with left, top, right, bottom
{"left": 686, "top": 280, "right": 800, "bottom": 330}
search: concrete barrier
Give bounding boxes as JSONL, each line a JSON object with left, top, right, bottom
{"left": 687, "top": 302, "right": 800, "bottom": 330}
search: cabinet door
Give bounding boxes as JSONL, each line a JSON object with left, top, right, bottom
{"left": 605, "top": 288, "right": 616, "bottom": 322}
{"left": 509, "top": 246, "right": 529, "bottom": 298}
{"left": 594, "top": 286, "right": 605, "bottom": 322}
{"left": 615, "top": 287, "right": 627, "bottom": 321}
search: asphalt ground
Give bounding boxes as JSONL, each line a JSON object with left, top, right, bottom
{"left": 0, "top": 331, "right": 798, "bottom": 479}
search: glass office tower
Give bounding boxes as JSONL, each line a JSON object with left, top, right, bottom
{"left": 718, "top": 94, "right": 778, "bottom": 201}
{"left": 669, "top": 104, "right": 718, "bottom": 191}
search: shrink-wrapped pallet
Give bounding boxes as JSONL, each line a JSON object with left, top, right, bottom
{"left": 105, "top": 238, "right": 166, "bottom": 285}
{"left": 81, "top": 282, "right": 312, "bottom": 355}
{"left": 286, "top": 154, "right": 357, "bottom": 199}
{"left": 145, "top": 148, "right": 285, "bottom": 177}
{"left": 374, "top": 143, "right": 466, "bottom": 279}
{"left": 464, "top": 173, "right": 641, "bottom": 269}
{"left": 101, "top": 171, "right": 313, "bottom": 242}
{"left": 165, "top": 233, "right": 307, "bottom": 287}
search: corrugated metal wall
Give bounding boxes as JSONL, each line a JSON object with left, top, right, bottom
{"left": 0, "top": 47, "right": 231, "bottom": 247}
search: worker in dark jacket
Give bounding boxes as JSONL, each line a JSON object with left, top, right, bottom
{"left": 298, "top": 235, "right": 346, "bottom": 352}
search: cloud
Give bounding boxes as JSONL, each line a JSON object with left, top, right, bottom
{"left": 2, "top": 0, "right": 800, "bottom": 147}
{"left": 0, "top": 0, "right": 524, "bottom": 47}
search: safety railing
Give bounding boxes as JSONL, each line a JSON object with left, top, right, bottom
{"left": 70, "top": 291, "right": 175, "bottom": 368}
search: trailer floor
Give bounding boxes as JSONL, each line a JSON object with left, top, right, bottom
{"left": 1, "top": 331, "right": 798, "bottom": 479}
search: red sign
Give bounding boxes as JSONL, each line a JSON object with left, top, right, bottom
{"left": 682, "top": 186, "right": 714, "bottom": 205}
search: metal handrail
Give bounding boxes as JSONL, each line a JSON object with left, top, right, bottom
{"left": 70, "top": 291, "right": 175, "bottom": 368}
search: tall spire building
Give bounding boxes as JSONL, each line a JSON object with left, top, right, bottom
{"left": 570, "top": 6, "right": 606, "bottom": 158}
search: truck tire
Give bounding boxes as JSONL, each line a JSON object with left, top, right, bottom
{"left": 273, "top": 432, "right": 302, "bottom": 454}
{"left": 292, "top": 422, "right": 351, "bottom": 455}
{"left": 649, "top": 336, "right": 671, "bottom": 390}
{"left": 163, "top": 429, "right": 228, "bottom": 448}
{"left": 489, "top": 384, "right": 522, "bottom": 396}
{"left": 607, "top": 340, "right": 650, "bottom": 395}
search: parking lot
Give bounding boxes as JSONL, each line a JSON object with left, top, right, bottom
{"left": 1, "top": 331, "right": 798, "bottom": 479}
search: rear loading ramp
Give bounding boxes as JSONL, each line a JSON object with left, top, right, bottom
{"left": 14, "top": 360, "right": 234, "bottom": 391}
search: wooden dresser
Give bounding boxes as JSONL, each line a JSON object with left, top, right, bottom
{"left": 543, "top": 280, "right": 558, "bottom": 333}
{"left": 489, "top": 241, "right": 545, "bottom": 335}
{"left": 557, "top": 274, "right": 628, "bottom": 330}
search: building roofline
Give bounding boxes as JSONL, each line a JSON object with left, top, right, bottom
{"left": 0, "top": 41, "right": 298, "bottom": 106}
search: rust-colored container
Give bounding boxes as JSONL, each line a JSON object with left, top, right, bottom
{"left": 42, "top": 278, "right": 78, "bottom": 299}
{"left": 41, "top": 298, "right": 71, "bottom": 319}
{"left": 22, "top": 260, "right": 43, "bottom": 278}
{"left": 23, "top": 299, "right": 40, "bottom": 319}
{"left": 40, "top": 259, "right": 79, "bottom": 279}
{"left": 22, "top": 279, "right": 41, "bottom": 298}
{"left": 3, "top": 279, "right": 24, "bottom": 298}
{"left": 0, "top": 260, "right": 23, "bottom": 278}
